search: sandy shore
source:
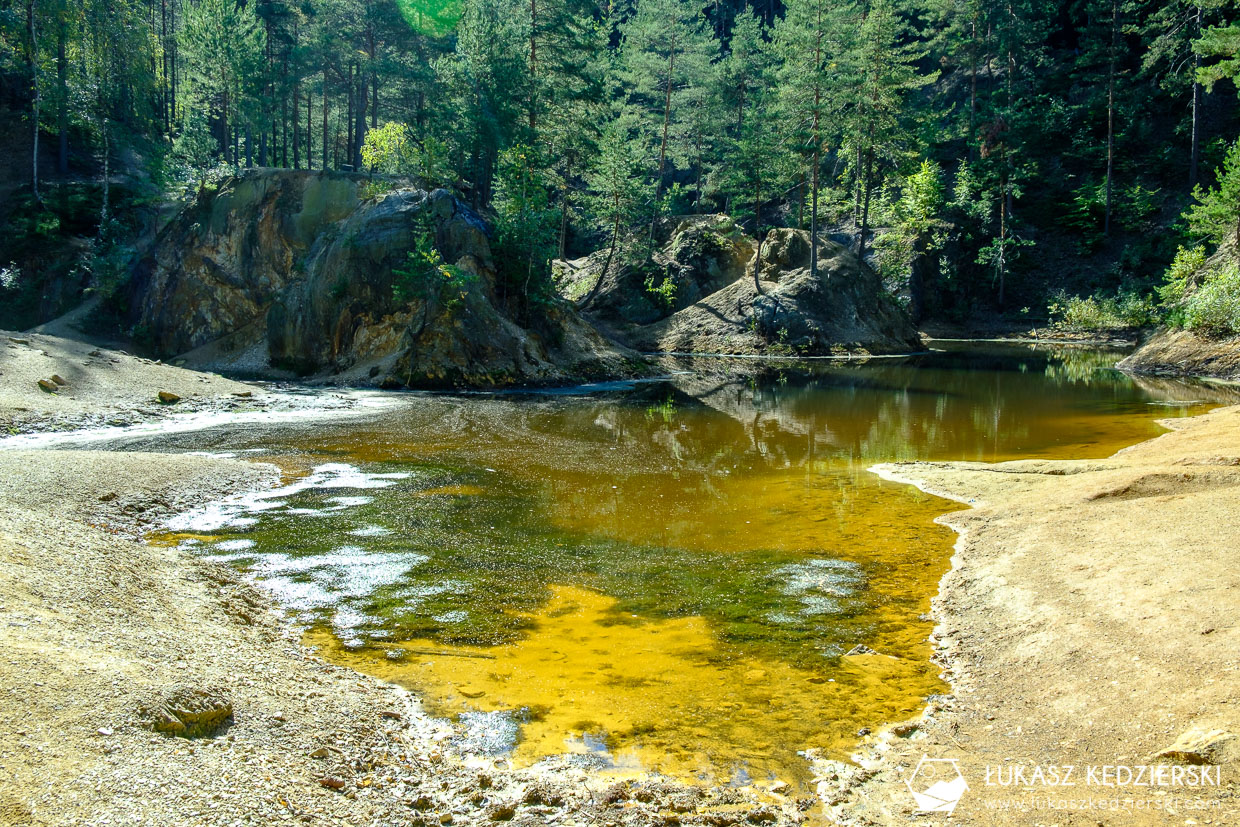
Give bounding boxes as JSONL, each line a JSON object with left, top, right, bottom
{"left": 836, "top": 405, "right": 1240, "bottom": 824}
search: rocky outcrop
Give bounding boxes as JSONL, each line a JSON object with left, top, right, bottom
{"left": 558, "top": 221, "right": 920, "bottom": 356}
{"left": 1118, "top": 329, "right": 1240, "bottom": 382}
{"left": 556, "top": 216, "right": 756, "bottom": 330}
{"left": 129, "top": 170, "right": 639, "bottom": 387}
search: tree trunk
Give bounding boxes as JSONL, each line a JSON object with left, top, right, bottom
{"left": 28, "top": 0, "right": 40, "bottom": 203}
{"left": 1104, "top": 0, "right": 1117, "bottom": 237}
{"left": 528, "top": 0, "right": 537, "bottom": 131}
{"left": 858, "top": 139, "right": 874, "bottom": 261}
{"left": 306, "top": 90, "right": 313, "bottom": 170}
{"left": 322, "top": 68, "right": 329, "bottom": 170}
{"left": 969, "top": 14, "right": 978, "bottom": 161}
{"left": 346, "top": 65, "right": 354, "bottom": 167}
{"left": 649, "top": 40, "right": 677, "bottom": 244}
{"left": 579, "top": 207, "right": 620, "bottom": 309}
{"left": 752, "top": 176, "right": 764, "bottom": 294}
{"left": 354, "top": 73, "right": 367, "bottom": 170}
{"left": 292, "top": 87, "right": 300, "bottom": 169}
{"left": 1190, "top": 5, "right": 1202, "bottom": 189}
{"left": 57, "top": 14, "right": 67, "bottom": 175}
{"left": 809, "top": 6, "right": 823, "bottom": 279}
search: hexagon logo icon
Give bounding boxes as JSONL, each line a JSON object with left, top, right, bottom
{"left": 905, "top": 756, "right": 969, "bottom": 814}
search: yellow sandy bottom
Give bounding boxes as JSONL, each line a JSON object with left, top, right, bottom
{"left": 307, "top": 584, "right": 942, "bottom": 788}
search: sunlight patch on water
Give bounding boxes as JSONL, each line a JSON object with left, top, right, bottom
{"left": 308, "top": 584, "right": 939, "bottom": 789}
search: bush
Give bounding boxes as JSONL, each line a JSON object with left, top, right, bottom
{"left": 1181, "top": 264, "right": 1240, "bottom": 336}
{"left": 1157, "top": 245, "right": 1207, "bottom": 310}
{"left": 1047, "top": 289, "right": 1158, "bottom": 331}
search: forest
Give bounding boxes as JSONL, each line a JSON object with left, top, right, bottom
{"left": 2, "top": 0, "right": 1240, "bottom": 331}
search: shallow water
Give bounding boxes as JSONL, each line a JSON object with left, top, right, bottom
{"left": 140, "top": 343, "right": 1231, "bottom": 789}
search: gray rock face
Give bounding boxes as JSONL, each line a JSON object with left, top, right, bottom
{"left": 556, "top": 216, "right": 756, "bottom": 329}
{"left": 557, "top": 222, "right": 920, "bottom": 356}
{"left": 128, "top": 170, "right": 638, "bottom": 387}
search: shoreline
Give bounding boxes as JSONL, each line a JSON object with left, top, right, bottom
{"left": 833, "top": 405, "right": 1240, "bottom": 824}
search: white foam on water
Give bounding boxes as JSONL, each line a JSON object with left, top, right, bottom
{"left": 166, "top": 463, "right": 409, "bottom": 532}
{"left": 770, "top": 558, "right": 862, "bottom": 620}
{"left": 350, "top": 525, "right": 393, "bottom": 537}
{"left": 215, "top": 539, "right": 256, "bottom": 552}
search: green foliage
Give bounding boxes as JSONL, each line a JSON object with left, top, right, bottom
{"left": 1047, "top": 290, "right": 1159, "bottom": 331}
{"left": 178, "top": 0, "right": 266, "bottom": 163}
{"left": 1160, "top": 245, "right": 1240, "bottom": 335}
{"left": 1194, "top": 23, "right": 1240, "bottom": 94}
{"left": 170, "top": 112, "right": 220, "bottom": 186}
{"left": 1158, "top": 245, "right": 1209, "bottom": 309}
{"left": 6, "top": 0, "right": 1240, "bottom": 332}
{"left": 361, "top": 122, "right": 416, "bottom": 173}
{"left": 643, "top": 267, "right": 677, "bottom": 309}
{"left": 393, "top": 218, "right": 474, "bottom": 311}
{"left": 394, "top": 0, "right": 464, "bottom": 36}
{"left": 1185, "top": 140, "right": 1240, "bottom": 247}
{"left": 492, "top": 145, "right": 559, "bottom": 307}
{"left": 1181, "top": 263, "right": 1240, "bottom": 334}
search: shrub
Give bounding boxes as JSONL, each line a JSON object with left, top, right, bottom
{"left": 1047, "top": 289, "right": 1158, "bottom": 331}
{"left": 1181, "top": 264, "right": 1240, "bottom": 336}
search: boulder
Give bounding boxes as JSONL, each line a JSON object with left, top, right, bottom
{"left": 560, "top": 215, "right": 756, "bottom": 330}
{"left": 156, "top": 391, "right": 180, "bottom": 404}
{"left": 143, "top": 686, "right": 233, "bottom": 738}
{"left": 559, "top": 220, "right": 919, "bottom": 356}
{"left": 128, "top": 170, "right": 640, "bottom": 388}
{"left": 631, "top": 230, "right": 920, "bottom": 356}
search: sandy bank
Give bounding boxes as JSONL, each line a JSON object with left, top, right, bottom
{"left": 0, "top": 330, "right": 262, "bottom": 433}
{"left": 834, "top": 405, "right": 1240, "bottom": 824}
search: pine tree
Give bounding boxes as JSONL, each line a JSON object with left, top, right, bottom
{"left": 849, "top": 0, "right": 935, "bottom": 260}
{"left": 775, "top": 0, "right": 854, "bottom": 279}
{"left": 179, "top": 0, "right": 267, "bottom": 163}
{"left": 618, "top": 0, "right": 715, "bottom": 237}
{"left": 715, "top": 11, "right": 789, "bottom": 290}
{"left": 433, "top": 0, "right": 528, "bottom": 205}
{"left": 1186, "top": 139, "right": 1240, "bottom": 247}
{"left": 579, "top": 120, "right": 648, "bottom": 308}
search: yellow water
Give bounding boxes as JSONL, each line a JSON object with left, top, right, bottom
{"left": 148, "top": 343, "right": 1231, "bottom": 790}
{"left": 309, "top": 583, "right": 943, "bottom": 787}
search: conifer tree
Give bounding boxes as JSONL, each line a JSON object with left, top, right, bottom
{"left": 618, "top": 0, "right": 715, "bottom": 237}
{"left": 775, "top": 0, "right": 853, "bottom": 278}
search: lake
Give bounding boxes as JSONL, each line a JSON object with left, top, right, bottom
{"left": 135, "top": 342, "right": 1230, "bottom": 789}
